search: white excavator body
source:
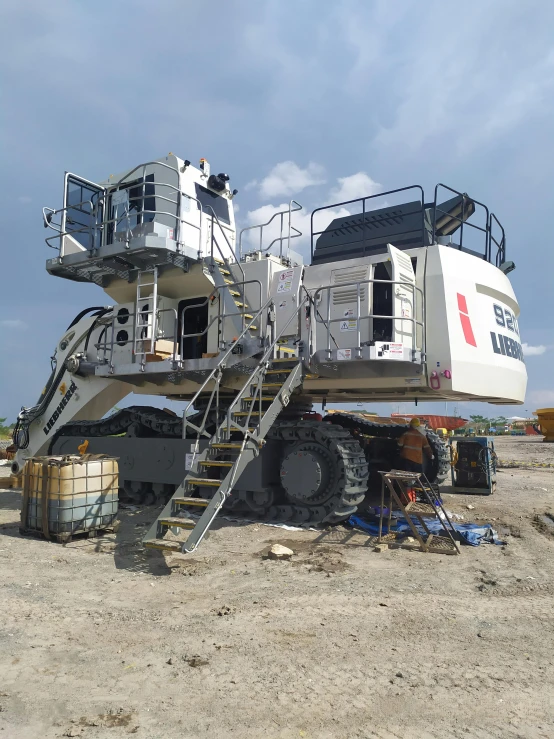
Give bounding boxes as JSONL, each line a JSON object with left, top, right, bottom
{"left": 10, "top": 152, "right": 527, "bottom": 551}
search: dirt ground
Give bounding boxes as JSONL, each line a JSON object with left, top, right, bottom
{"left": 0, "top": 436, "right": 553, "bottom": 739}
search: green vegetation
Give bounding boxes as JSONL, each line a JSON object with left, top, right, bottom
{"left": 0, "top": 417, "right": 15, "bottom": 440}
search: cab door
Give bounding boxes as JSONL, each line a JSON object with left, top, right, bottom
{"left": 62, "top": 173, "right": 105, "bottom": 254}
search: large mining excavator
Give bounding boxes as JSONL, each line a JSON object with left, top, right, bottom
{"left": 11, "top": 153, "right": 527, "bottom": 553}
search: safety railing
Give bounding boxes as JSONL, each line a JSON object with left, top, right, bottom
{"left": 310, "top": 183, "right": 507, "bottom": 268}
{"left": 238, "top": 200, "right": 302, "bottom": 261}
{"left": 44, "top": 160, "right": 183, "bottom": 254}
{"left": 489, "top": 213, "right": 506, "bottom": 267}
{"left": 94, "top": 308, "right": 179, "bottom": 372}
{"left": 93, "top": 276, "right": 265, "bottom": 372}
{"left": 311, "top": 186, "right": 425, "bottom": 261}
{"left": 180, "top": 279, "right": 264, "bottom": 350}
{"left": 221, "top": 293, "right": 308, "bottom": 440}
{"left": 310, "top": 278, "right": 425, "bottom": 359}
{"left": 182, "top": 296, "right": 275, "bottom": 440}
{"left": 431, "top": 184, "right": 489, "bottom": 261}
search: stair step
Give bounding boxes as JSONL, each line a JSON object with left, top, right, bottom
{"left": 271, "top": 357, "right": 298, "bottom": 362}
{"left": 200, "top": 460, "right": 234, "bottom": 467}
{"left": 265, "top": 369, "right": 291, "bottom": 375}
{"left": 241, "top": 397, "right": 273, "bottom": 403}
{"left": 211, "top": 443, "right": 243, "bottom": 449}
{"left": 229, "top": 289, "right": 241, "bottom": 297}
{"left": 160, "top": 517, "right": 196, "bottom": 529}
{"left": 219, "top": 268, "right": 231, "bottom": 276}
{"left": 144, "top": 540, "right": 183, "bottom": 553}
{"left": 261, "top": 383, "right": 284, "bottom": 388}
{"left": 186, "top": 478, "right": 222, "bottom": 487}
{"left": 173, "top": 497, "right": 210, "bottom": 507}
{"left": 233, "top": 411, "right": 263, "bottom": 417}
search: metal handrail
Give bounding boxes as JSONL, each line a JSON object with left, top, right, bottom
{"left": 310, "top": 182, "right": 507, "bottom": 269}
{"left": 311, "top": 277, "right": 425, "bottom": 358}
{"left": 432, "top": 183, "right": 490, "bottom": 261}
{"left": 180, "top": 279, "right": 263, "bottom": 347}
{"left": 489, "top": 212, "right": 506, "bottom": 266}
{"left": 238, "top": 200, "right": 302, "bottom": 260}
{"left": 311, "top": 186, "right": 425, "bottom": 261}
{"left": 223, "top": 293, "right": 308, "bottom": 439}
{"left": 94, "top": 307, "right": 179, "bottom": 369}
{"left": 182, "top": 296, "right": 275, "bottom": 440}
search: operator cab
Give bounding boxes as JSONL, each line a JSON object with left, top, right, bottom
{"left": 44, "top": 155, "right": 238, "bottom": 285}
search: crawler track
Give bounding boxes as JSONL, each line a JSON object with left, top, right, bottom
{"left": 50, "top": 408, "right": 449, "bottom": 522}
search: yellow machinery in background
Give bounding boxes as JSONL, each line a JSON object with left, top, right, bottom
{"left": 535, "top": 409, "right": 554, "bottom": 442}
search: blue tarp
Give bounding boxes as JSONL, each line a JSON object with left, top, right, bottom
{"left": 348, "top": 514, "right": 505, "bottom": 546}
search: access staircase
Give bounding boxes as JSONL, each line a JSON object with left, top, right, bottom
{"left": 143, "top": 293, "right": 308, "bottom": 555}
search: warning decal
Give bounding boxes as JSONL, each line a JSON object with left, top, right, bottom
{"left": 277, "top": 269, "right": 294, "bottom": 293}
{"left": 337, "top": 349, "right": 352, "bottom": 361}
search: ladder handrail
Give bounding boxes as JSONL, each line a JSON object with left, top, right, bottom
{"left": 238, "top": 200, "right": 302, "bottom": 260}
{"left": 222, "top": 293, "right": 308, "bottom": 439}
{"left": 182, "top": 296, "right": 274, "bottom": 439}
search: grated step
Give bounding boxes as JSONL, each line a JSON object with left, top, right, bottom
{"left": 211, "top": 443, "right": 243, "bottom": 449}
{"left": 186, "top": 478, "right": 222, "bottom": 487}
{"left": 173, "top": 497, "right": 210, "bottom": 507}
{"left": 160, "top": 517, "right": 196, "bottom": 529}
{"left": 200, "top": 460, "right": 234, "bottom": 467}
{"left": 265, "top": 369, "right": 291, "bottom": 375}
{"left": 233, "top": 411, "right": 264, "bottom": 417}
{"left": 144, "top": 540, "right": 183, "bottom": 553}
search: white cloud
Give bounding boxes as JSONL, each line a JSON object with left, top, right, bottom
{"left": 248, "top": 161, "right": 326, "bottom": 200}
{"left": 326, "top": 172, "right": 381, "bottom": 205}
{"left": 527, "top": 390, "right": 554, "bottom": 407}
{"left": 522, "top": 343, "right": 547, "bottom": 356}
{"left": 242, "top": 166, "right": 381, "bottom": 259}
{"left": 0, "top": 319, "right": 28, "bottom": 330}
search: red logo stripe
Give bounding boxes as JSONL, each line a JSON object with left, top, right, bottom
{"left": 457, "top": 293, "right": 477, "bottom": 347}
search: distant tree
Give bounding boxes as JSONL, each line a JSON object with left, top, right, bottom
{"left": 0, "top": 418, "right": 15, "bottom": 437}
{"left": 469, "top": 415, "right": 489, "bottom": 427}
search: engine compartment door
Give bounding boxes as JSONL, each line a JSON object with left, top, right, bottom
{"left": 387, "top": 243, "right": 416, "bottom": 351}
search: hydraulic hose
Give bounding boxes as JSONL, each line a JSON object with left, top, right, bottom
{"left": 13, "top": 316, "right": 109, "bottom": 449}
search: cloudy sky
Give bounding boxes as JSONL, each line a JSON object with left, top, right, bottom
{"left": 1, "top": 0, "right": 553, "bottom": 423}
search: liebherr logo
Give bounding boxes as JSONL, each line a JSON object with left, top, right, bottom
{"left": 43, "top": 381, "right": 77, "bottom": 435}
